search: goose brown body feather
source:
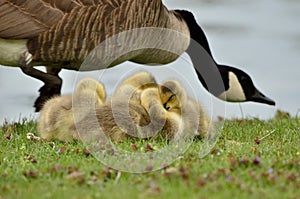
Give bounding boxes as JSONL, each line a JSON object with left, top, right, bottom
{"left": 29, "top": 1, "right": 189, "bottom": 69}
{"left": 0, "top": 0, "right": 190, "bottom": 69}
{"left": 0, "top": 0, "right": 120, "bottom": 39}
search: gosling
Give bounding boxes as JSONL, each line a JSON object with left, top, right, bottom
{"left": 113, "top": 71, "right": 157, "bottom": 103}
{"left": 73, "top": 97, "right": 155, "bottom": 143}
{"left": 140, "top": 87, "right": 184, "bottom": 140}
{"left": 37, "top": 78, "right": 106, "bottom": 142}
{"left": 158, "top": 80, "right": 211, "bottom": 139}
{"left": 73, "top": 71, "right": 165, "bottom": 142}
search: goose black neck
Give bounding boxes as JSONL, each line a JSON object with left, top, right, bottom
{"left": 175, "top": 9, "right": 227, "bottom": 96}
{"left": 174, "top": 10, "right": 213, "bottom": 57}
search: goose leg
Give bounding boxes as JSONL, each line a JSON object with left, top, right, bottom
{"left": 19, "top": 52, "right": 62, "bottom": 112}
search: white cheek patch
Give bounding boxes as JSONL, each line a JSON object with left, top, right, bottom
{"left": 218, "top": 72, "right": 246, "bottom": 102}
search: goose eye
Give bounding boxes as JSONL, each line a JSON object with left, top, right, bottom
{"left": 240, "top": 75, "right": 248, "bottom": 83}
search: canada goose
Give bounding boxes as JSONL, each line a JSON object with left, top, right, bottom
{"left": 37, "top": 94, "right": 73, "bottom": 141}
{"left": 75, "top": 75, "right": 182, "bottom": 142}
{"left": 113, "top": 71, "right": 157, "bottom": 104}
{"left": 75, "top": 90, "right": 209, "bottom": 143}
{"left": 158, "top": 80, "right": 211, "bottom": 138}
{"left": 74, "top": 97, "right": 157, "bottom": 142}
{"left": 73, "top": 77, "right": 107, "bottom": 118}
{"left": 186, "top": 98, "right": 211, "bottom": 139}
{"left": 113, "top": 73, "right": 207, "bottom": 140}
{"left": 158, "top": 80, "right": 187, "bottom": 114}
{"left": 75, "top": 77, "right": 106, "bottom": 101}
{"left": 0, "top": 0, "right": 275, "bottom": 111}
{"left": 140, "top": 87, "right": 184, "bottom": 140}
{"left": 75, "top": 71, "right": 174, "bottom": 141}
{"left": 38, "top": 77, "right": 106, "bottom": 142}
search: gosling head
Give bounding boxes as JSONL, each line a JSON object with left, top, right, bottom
{"left": 76, "top": 78, "right": 106, "bottom": 102}
{"left": 119, "top": 71, "right": 157, "bottom": 90}
{"left": 159, "top": 80, "right": 187, "bottom": 112}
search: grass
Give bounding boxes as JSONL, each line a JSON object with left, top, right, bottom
{"left": 0, "top": 110, "right": 299, "bottom": 199}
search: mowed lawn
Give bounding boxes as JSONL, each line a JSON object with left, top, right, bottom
{"left": 0, "top": 111, "right": 299, "bottom": 199}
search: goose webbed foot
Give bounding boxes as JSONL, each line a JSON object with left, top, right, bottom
{"left": 19, "top": 51, "right": 62, "bottom": 112}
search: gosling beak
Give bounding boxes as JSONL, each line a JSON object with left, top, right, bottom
{"left": 250, "top": 89, "right": 276, "bottom": 106}
{"left": 163, "top": 103, "right": 170, "bottom": 110}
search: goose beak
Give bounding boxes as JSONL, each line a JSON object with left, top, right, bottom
{"left": 250, "top": 89, "right": 276, "bottom": 106}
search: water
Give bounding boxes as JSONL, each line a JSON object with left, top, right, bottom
{"left": 0, "top": 0, "right": 299, "bottom": 123}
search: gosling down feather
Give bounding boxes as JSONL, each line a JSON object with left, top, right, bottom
{"left": 37, "top": 77, "right": 106, "bottom": 142}
{"left": 38, "top": 74, "right": 210, "bottom": 143}
{"left": 157, "top": 79, "right": 211, "bottom": 139}
{"left": 113, "top": 71, "right": 157, "bottom": 104}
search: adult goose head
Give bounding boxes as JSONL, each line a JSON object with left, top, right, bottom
{"left": 0, "top": 0, "right": 275, "bottom": 111}
{"left": 174, "top": 10, "right": 275, "bottom": 106}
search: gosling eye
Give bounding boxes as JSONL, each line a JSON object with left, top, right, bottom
{"left": 168, "top": 94, "right": 176, "bottom": 102}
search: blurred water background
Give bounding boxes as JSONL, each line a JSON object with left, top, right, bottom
{"left": 0, "top": 0, "right": 299, "bottom": 123}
